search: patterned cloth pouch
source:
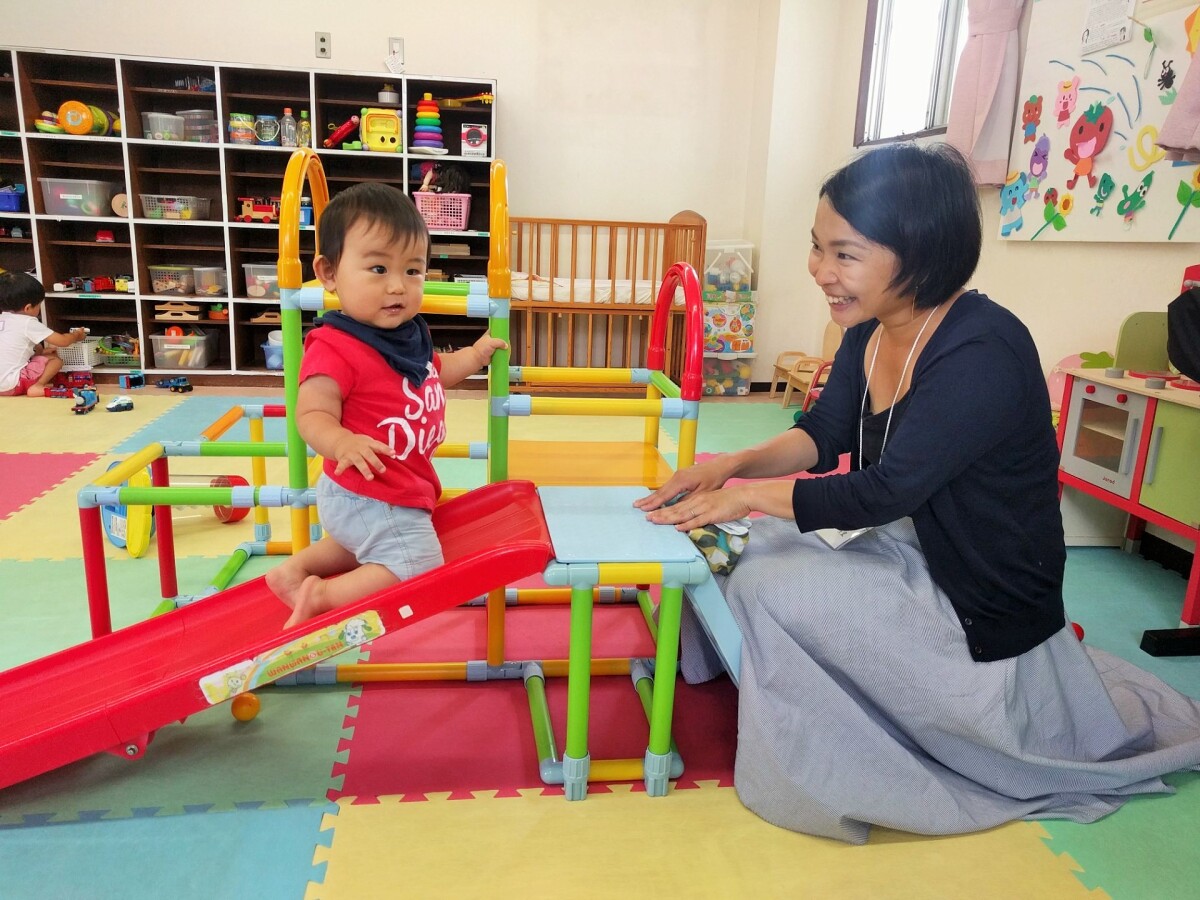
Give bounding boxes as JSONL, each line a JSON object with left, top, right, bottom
{"left": 688, "top": 517, "right": 751, "bottom": 574}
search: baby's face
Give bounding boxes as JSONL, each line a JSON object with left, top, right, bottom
{"left": 318, "top": 221, "right": 427, "bottom": 330}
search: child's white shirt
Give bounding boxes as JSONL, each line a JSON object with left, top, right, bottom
{"left": 0, "top": 312, "right": 53, "bottom": 393}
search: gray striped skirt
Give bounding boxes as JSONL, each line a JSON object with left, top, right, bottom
{"left": 680, "top": 517, "right": 1200, "bottom": 844}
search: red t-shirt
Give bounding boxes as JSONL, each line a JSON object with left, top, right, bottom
{"left": 300, "top": 326, "right": 445, "bottom": 510}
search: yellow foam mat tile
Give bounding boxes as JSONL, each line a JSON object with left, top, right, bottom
{"left": 0, "top": 393, "right": 183, "bottom": 454}
{"left": 306, "top": 783, "right": 1103, "bottom": 899}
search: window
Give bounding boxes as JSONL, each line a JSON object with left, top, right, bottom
{"left": 856, "top": 0, "right": 969, "bottom": 145}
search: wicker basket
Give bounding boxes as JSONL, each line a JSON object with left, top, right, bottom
{"left": 58, "top": 336, "right": 104, "bottom": 372}
{"left": 140, "top": 194, "right": 211, "bottom": 220}
{"left": 413, "top": 192, "right": 470, "bottom": 230}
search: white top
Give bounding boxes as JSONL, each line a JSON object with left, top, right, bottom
{"left": 0, "top": 312, "right": 53, "bottom": 393}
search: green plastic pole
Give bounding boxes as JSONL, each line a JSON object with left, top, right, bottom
{"left": 487, "top": 311, "right": 510, "bottom": 483}
{"left": 525, "top": 671, "right": 559, "bottom": 767}
{"left": 637, "top": 588, "right": 658, "bottom": 641}
{"left": 565, "top": 582, "right": 594, "bottom": 760}
{"left": 423, "top": 281, "right": 471, "bottom": 296}
{"left": 198, "top": 441, "right": 289, "bottom": 458}
{"left": 647, "top": 585, "right": 683, "bottom": 756}
{"left": 282, "top": 305, "right": 309, "bottom": 505}
{"left": 210, "top": 546, "right": 251, "bottom": 592}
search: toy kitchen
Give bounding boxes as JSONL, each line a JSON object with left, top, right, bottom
{"left": 1055, "top": 274, "right": 1200, "bottom": 656}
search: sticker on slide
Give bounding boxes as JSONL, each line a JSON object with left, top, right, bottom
{"left": 198, "top": 610, "right": 385, "bottom": 703}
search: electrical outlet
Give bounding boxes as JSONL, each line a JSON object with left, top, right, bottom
{"left": 315, "top": 32, "right": 331, "bottom": 59}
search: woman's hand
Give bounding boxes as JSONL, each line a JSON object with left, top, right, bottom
{"left": 633, "top": 456, "right": 735, "bottom": 513}
{"left": 642, "top": 485, "right": 751, "bottom": 532}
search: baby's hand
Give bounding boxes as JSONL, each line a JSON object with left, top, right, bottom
{"left": 70, "top": 327, "right": 88, "bottom": 343}
{"left": 473, "top": 334, "right": 508, "bottom": 363}
{"left": 331, "top": 433, "right": 395, "bottom": 480}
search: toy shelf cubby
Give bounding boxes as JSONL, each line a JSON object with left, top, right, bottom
{"left": 0, "top": 45, "right": 497, "bottom": 378}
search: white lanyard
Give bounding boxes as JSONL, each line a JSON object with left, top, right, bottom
{"left": 858, "top": 304, "right": 941, "bottom": 471}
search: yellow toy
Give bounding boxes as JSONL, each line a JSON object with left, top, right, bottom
{"left": 359, "top": 107, "right": 401, "bottom": 152}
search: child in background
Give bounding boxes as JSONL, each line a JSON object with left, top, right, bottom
{"left": 0, "top": 271, "right": 87, "bottom": 397}
{"left": 266, "top": 183, "right": 505, "bottom": 628}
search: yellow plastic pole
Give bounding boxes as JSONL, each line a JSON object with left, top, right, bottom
{"left": 250, "top": 416, "right": 269, "bottom": 530}
{"left": 528, "top": 397, "right": 673, "bottom": 417}
{"left": 677, "top": 418, "right": 698, "bottom": 470}
{"left": 486, "top": 586, "right": 505, "bottom": 667}
{"left": 420, "top": 295, "right": 471, "bottom": 316}
{"left": 488, "top": 160, "right": 511, "bottom": 300}
{"left": 517, "top": 367, "right": 635, "bottom": 385}
{"left": 95, "top": 444, "right": 164, "bottom": 486}
{"left": 596, "top": 562, "right": 664, "bottom": 584}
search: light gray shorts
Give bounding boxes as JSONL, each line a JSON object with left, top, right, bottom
{"left": 316, "top": 476, "right": 443, "bottom": 580}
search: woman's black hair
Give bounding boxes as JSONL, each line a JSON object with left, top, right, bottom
{"left": 317, "top": 182, "right": 428, "bottom": 268}
{"left": 819, "top": 142, "right": 981, "bottom": 310}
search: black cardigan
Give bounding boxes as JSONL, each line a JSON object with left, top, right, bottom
{"left": 792, "top": 291, "right": 1066, "bottom": 661}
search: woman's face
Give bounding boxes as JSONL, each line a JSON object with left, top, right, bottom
{"left": 808, "top": 197, "right": 911, "bottom": 329}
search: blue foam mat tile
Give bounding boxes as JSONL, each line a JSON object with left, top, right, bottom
{"left": 0, "top": 803, "right": 334, "bottom": 900}
{"left": 112, "top": 395, "right": 290, "bottom": 453}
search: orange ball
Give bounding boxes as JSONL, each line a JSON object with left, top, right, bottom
{"left": 231, "top": 692, "right": 260, "bottom": 722}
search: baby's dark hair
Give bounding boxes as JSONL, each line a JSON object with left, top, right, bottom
{"left": 317, "top": 183, "right": 429, "bottom": 268}
{"left": 0, "top": 271, "right": 46, "bottom": 313}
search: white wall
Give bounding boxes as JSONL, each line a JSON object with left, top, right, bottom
{"left": 8, "top": 0, "right": 1196, "bottom": 378}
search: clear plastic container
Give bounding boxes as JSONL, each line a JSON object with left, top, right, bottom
{"left": 141, "top": 112, "right": 185, "bottom": 141}
{"left": 262, "top": 341, "right": 284, "bottom": 370}
{"left": 38, "top": 178, "right": 120, "bottom": 217}
{"left": 242, "top": 263, "right": 279, "bottom": 299}
{"left": 150, "top": 329, "right": 218, "bottom": 368}
{"left": 192, "top": 266, "right": 227, "bottom": 297}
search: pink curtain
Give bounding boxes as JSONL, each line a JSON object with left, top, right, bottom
{"left": 945, "top": 0, "right": 1028, "bottom": 186}
{"left": 1157, "top": 46, "right": 1200, "bottom": 162}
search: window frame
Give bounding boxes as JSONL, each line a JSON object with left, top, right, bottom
{"left": 854, "top": 0, "right": 967, "bottom": 147}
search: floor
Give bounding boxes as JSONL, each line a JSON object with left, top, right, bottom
{"left": 0, "top": 385, "right": 1198, "bottom": 899}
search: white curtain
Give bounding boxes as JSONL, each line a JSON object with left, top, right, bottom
{"left": 945, "top": 0, "right": 1028, "bottom": 186}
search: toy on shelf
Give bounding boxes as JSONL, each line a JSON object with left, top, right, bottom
{"left": 411, "top": 93, "right": 447, "bottom": 154}
{"left": 56, "top": 101, "right": 121, "bottom": 137}
{"left": 360, "top": 107, "right": 402, "bottom": 152}
{"left": 436, "top": 92, "right": 494, "bottom": 108}
{"left": 235, "top": 196, "right": 281, "bottom": 224}
{"left": 323, "top": 114, "right": 360, "bottom": 149}
{"left": 33, "top": 109, "right": 63, "bottom": 133}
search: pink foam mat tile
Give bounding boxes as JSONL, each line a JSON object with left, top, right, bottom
{"left": 329, "top": 605, "right": 737, "bottom": 800}
{"left": 0, "top": 452, "right": 100, "bottom": 520}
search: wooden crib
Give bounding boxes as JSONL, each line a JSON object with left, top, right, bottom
{"left": 508, "top": 210, "right": 706, "bottom": 392}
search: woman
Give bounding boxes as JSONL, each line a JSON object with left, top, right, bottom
{"left": 636, "top": 142, "right": 1200, "bottom": 844}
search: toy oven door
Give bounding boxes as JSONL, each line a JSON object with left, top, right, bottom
{"left": 1060, "top": 379, "right": 1148, "bottom": 499}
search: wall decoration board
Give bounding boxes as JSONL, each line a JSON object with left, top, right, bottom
{"left": 1002, "top": 0, "right": 1200, "bottom": 242}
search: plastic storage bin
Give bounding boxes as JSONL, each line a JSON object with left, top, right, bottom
{"left": 141, "top": 112, "right": 185, "bottom": 141}
{"left": 150, "top": 329, "right": 218, "bottom": 368}
{"left": 704, "top": 241, "right": 754, "bottom": 291}
{"left": 148, "top": 264, "right": 196, "bottom": 295}
{"left": 0, "top": 189, "right": 26, "bottom": 212}
{"left": 192, "top": 266, "right": 227, "bottom": 296}
{"left": 702, "top": 352, "right": 755, "bottom": 397}
{"left": 242, "top": 263, "right": 279, "bottom": 299}
{"left": 261, "top": 341, "right": 284, "bottom": 370}
{"left": 58, "top": 336, "right": 105, "bottom": 372}
{"left": 413, "top": 192, "right": 471, "bottom": 230}
{"left": 140, "top": 194, "right": 211, "bottom": 220}
{"left": 38, "top": 178, "right": 119, "bottom": 217}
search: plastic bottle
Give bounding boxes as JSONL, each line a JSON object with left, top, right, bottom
{"left": 280, "top": 108, "right": 298, "bottom": 148}
{"left": 297, "top": 110, "right": 311, "bottom": 148}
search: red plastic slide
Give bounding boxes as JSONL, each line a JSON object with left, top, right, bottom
{"left": 0, "top": 481, "right": 553, "bottom": 791}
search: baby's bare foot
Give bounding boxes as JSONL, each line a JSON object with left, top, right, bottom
{"left": 266, "top": 564, "right": 305, "bottom": 609}
{"left": 25, "top": 385, "right": 47, "bottom": 397}
{"left": 283, "top": 575, "right": 330, "bottom": 629}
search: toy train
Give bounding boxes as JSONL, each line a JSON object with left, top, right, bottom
{"left": 235, "top": 196, "right": 281, "bottom": 224}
